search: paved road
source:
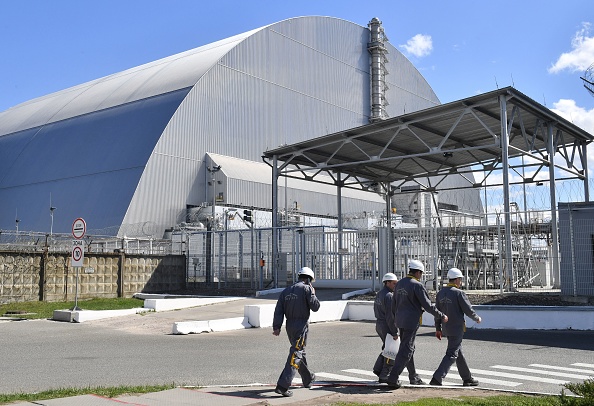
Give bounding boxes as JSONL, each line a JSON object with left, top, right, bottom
{"left": 1, "top": 297, "right": 592, "bottom": 396}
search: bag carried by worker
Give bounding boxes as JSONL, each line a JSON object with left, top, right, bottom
{"left": 382, "top": 334, "right": 400, "bottom": 360}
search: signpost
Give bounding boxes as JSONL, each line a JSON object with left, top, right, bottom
{"left": 71, "top": 218, "right": 86, "bottom": 311}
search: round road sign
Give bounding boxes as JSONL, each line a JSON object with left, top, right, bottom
{"left": 72, "top": 246, "right": 83, "bottom": 262}
{"left": 72, "top": 218, "right": 86, "bottom": 239}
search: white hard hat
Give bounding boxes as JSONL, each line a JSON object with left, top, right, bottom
{"left": 382, "top": 272, "right": 398, "bottom": 283}
{"left": 298, "top": 267, "right": 315, "bottom": 281}
{"left": 408, "top": 259, "right": 425, "bottom": 272}
{"left": 447, "top": 267, "right": 464, "bottom": 280}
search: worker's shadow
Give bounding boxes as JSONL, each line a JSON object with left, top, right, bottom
{"left": 204, "top": 383, "right": 392, "bottom": 401}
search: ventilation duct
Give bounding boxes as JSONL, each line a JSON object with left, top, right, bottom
{"left": 367, "top": 17, "right": 390, "bottom": 122}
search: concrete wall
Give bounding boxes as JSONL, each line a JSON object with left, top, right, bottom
{"left": 0, "top": 250, "right": 186, "bottom": 304}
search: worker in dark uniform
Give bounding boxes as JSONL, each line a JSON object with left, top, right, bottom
{"left": 373, "top": 272, "right": 399, "bottom": 383}
{"left": 430, "top": 267, "right": 482, "bottom": 386}
{"left": 272, "top": 267, "right": 320, "bottom": 397}
{"left": 373, "top": 272, "right": 423, "bottom": 384}
{"left": 386, "top": 259, "right": 448, "bottom": 389}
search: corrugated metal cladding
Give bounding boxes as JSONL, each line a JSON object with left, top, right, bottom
{"left": 1, "top": 16, "right": 442, "bottom": 236}
{"left": 203, "top": 153, "right": 385, "bottom": 215}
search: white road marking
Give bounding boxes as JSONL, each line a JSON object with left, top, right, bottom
{"left": 341, "top": 369, "right": 378, "bottom": 377}
{"left": 342, "top": 368, "right": 520, "bottom": 387}
{"left": 314, "top": 372, "right": 375, "bottom": 382}
{"left": 451, "top": 367, "right": 568, "bottom": 384}
{"left": 491, "top": 365, "right": 592, "bottom": 380}
{"left": 529, "top": 364, "right": 594, "bottom": 375}
{"left": 573, "top": 363, "right": 594, "bottom": 369}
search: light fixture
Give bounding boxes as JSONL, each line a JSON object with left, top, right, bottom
{"left": 443, "top": 152, "right": 453, "bottom": 158}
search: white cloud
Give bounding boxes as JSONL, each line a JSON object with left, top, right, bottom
{"left": 549, "top": 22, "right": 594, "bottom": 73}
{"left": 551, "top": 98, "right": 594, "bottom": 178}
{"left": 400, "top": 34, "right": 433, "bottom": 58}
{"left": 551, "top": 99, "right": 594, "bottom": 133}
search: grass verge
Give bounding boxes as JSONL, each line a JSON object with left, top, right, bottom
{"left": 0, "top": 297, "right": 144, "bottom": 320}
{"left": 333, "top": 394, "right": 562, "bottom": 405}
{"left": 0, "top": 384, "right": 176, "bottom": 405}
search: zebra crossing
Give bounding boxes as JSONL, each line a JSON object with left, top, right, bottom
{"left": 305, "top": 362, "right": 594, "bottom": 390}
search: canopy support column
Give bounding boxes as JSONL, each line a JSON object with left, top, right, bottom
{"left": 548, "top": 124, "right": 561, "bottom": 289}
{"left": 272, "top": 155, "right": 279, "bottom": 288}
{"left": 500, "top": 94, "right": 514, "bottom": 291}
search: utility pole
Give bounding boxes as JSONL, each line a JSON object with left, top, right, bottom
{"left": 50, "top": 194, "right": 56, "bottom": 237}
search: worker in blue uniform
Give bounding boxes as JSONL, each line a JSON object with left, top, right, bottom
{"left": 386, "top": 259, "right": 448, "bottom": 389}
{"left": 430, "top": 267, "right": 482, "bottom": 386}
{"left": 272, "top": 267, "right": 320, "bottom": 397}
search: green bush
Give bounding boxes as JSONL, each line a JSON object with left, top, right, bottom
{"left": 560, "top": 379, "right": 594, "bottom": 405}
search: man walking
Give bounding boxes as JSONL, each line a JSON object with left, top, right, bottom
{"left": 373, "top": 272, "right": 422, "bottom": 384}
{"left": 272, "top": 267, "right": 320, "bottom": 397}
{"left": 373, "top": 272, "right": 399, "bottom": 383}
{"left": 386, "top": 259, "right": 448, "bottom": 389}
{"left": 430, "top": 267, "right": 482, "bottom": 386}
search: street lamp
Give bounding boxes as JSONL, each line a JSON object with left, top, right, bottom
{"left": 50, "top": 200, "right": 56, "bottom": 236}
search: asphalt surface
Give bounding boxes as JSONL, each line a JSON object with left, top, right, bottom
{"left": 2, "top": 288, "right": 593, "bottom": 405}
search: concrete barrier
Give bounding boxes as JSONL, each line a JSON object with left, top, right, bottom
{"left": 313, "top": 279, "right": 377, "bottom": 289}
{"left": 237, "top": 301, "right": 594, "bottom": 333}
{"left": 244, "top": 303, "right": 276, "bottom": 328}
{"left": 53, "top": 308, "right": 150, "bottom": 323}
{"left": 342, "top": 288, "right": 372, "bottom": 300}
{"left": 143, "top": 297, "right": 242, "bottom": 312}
{"left": 172, "top": 317, "right": 251, "bottom": 334}
{"left": 255, "top": 288, "right": 284, "bottom": 297}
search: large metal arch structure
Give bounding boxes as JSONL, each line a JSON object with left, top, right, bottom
{"left": 263, "top": 87, "right": 594, "bottom": 288}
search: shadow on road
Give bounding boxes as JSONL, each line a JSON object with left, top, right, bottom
{"left": 417, "top": 329, "right": 594, "bottom": 351}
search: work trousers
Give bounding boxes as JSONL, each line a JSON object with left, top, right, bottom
{"left": 386, "top": 327, "right": 420, "bottom": 383}
{"left": 276, "top": 321, "right": 314, "bottom": 391}
{"left": 432, "top": 332, "right": 471, "bottom": 383}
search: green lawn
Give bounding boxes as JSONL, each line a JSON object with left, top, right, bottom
{"left": 0, "top": 297, "right": 144, "bottom": 319}
{"left": 0, "top": 384, "right": 175, "bottom": 405}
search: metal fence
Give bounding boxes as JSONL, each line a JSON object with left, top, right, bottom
{"left": 178, "top": 208, "right": 594, "bottom": 296}
{"left": 4, "top": 205, "right": 593, "bottom": 298}
{"left": 0, "top": 230, "right": 174, "bottom": 255}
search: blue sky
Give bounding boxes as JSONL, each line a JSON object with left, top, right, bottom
{"left": 1, "top": 0, "right": 593, "bottom": 137}
{"left": 1, "top": 1, "right": 592, "bottom": 124}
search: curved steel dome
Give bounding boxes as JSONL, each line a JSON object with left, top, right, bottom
{"left": 0, "top": 16, "right": 440, "bottom": 236}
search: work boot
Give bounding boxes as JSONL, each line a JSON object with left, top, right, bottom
{"left": 409, "top": 377, "right": 425, "bottom": 385}
{"left": 303, "top": 373, "right": 316, "bottom": 388}
{"left": 429, "top": 378, "right": 442, "bottom": 386}
{"left": 274, "top": 386, "right": 293, "bottom": 397}
{"left": 463, "top": 377, "right": 479, "bottom": 386}
{"left": 386, "top": 379, "right": 401, "bottom": 389}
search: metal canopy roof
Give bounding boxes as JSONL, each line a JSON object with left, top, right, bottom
{"left": 263, "top": 87, "right": 593, "bottom": 192}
